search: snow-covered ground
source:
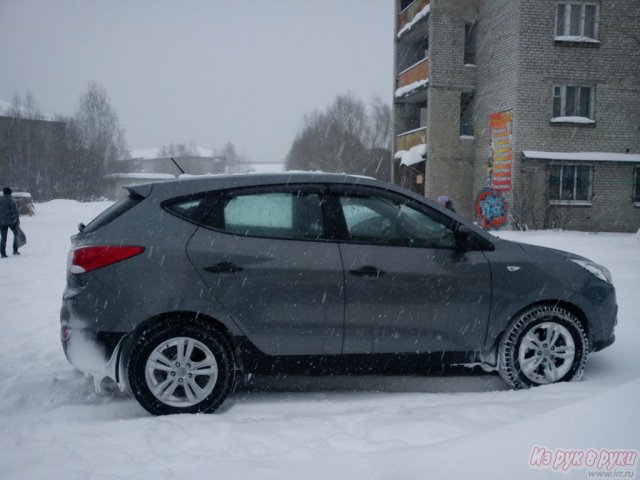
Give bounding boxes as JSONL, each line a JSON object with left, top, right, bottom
{"left": 0, "top": 200, "right": 638, "bottom": 479}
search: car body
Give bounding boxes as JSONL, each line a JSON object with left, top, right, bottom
{"left": 60, "top": 173, "right": 617, "bottom": 415}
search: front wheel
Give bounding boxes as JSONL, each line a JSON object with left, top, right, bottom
{"left": 498, "top": 306, "right": 589, "bottom": 389}
{"left": 128, "top": 320, "right": 235, "bottom": 415}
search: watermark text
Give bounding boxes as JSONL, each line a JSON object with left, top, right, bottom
{"left": 529, "top": 446, "right": 638, "bottom": 476}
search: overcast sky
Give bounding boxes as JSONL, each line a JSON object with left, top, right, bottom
{"left": 0, "top": 0, "right": 394, "bottom": 163}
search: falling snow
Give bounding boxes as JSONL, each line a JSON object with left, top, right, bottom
{"left": 0, "top": 200, "right": 638, "bottom": 479}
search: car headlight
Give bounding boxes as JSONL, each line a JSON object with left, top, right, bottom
{"left": 570, "top": 258, "right": 613, "bottom": 284}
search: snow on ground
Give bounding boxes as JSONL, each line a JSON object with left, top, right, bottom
{"left": 0, "top": 201, "right": 638, "bottom": 479}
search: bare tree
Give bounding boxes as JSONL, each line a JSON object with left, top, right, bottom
{"left": 216, "top": 142, "right": 250, "bottom": 173}
{"left": 285, "top": 93, "right": 392, "bottom": 180}
{"left": 7, "top": 92, "right": 44, "bottom": 120}
{"left": 72, "top": 83, "right": 127, "bottom": 199}
{"left": 366, "top": 96, "right": 393, "bottom": 151}
{"left": 158, "top": 141, "right": 201, "bottom": 158}
{"left": 327, "top": 93, "right": 368, "bottom": 141}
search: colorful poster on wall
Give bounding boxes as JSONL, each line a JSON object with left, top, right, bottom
{"left": 489, "top": 111, "right": 513, "bottom": 191}
{"left": 475, "top": 187, "right": 508, "bottom": 230}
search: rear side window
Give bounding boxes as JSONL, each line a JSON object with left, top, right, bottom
{"left": 83, "top": 194, "right": 142, "bottom": 234}
{"left": 164, "top": 194, "right": 218, "bottom": 225}
{"left": 218, "top": 191, "right": 325, "bottom": 240}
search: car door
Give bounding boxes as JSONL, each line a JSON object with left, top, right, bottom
{"left": 330, "top": 186, "right": 492, "bottom": 354}
{"left": 186, "top": 185, "right": 344, "bottom": 355}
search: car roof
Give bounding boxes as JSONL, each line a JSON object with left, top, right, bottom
{"left": 128, "top": 172, "right": 389, "bottom": 199}
{"left": 125, "top": 171, "right": 497, "bottom": 243}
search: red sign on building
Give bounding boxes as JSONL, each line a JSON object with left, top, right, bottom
{"left": 489, "top": 111, "right": 513, "bottom": 191}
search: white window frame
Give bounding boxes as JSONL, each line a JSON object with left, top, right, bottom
{"left": 549, "top": 163, "right": 594, "bottom": 205}
{"left": 555, "top": 2, "right": 600, "bottom": 40}
{"left": 552, "top": 85, "right": 595, "bottom": 120}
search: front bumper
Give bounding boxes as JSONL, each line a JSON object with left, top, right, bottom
{"left": 591, "top": 334, "right": 615, "bottom": 353}
{"left": 589, "top": 303, "right": 617, "bottom": 353}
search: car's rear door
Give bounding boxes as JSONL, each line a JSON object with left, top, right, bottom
{"left": 329, "top": 186, "right": 491, "bottom": 354}
{"left": 186, "top": 184, "right": 344, "bottom": 355}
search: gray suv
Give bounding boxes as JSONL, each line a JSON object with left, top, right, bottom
{"left": 60, "top": 173, "right": 617, "bottom": 415}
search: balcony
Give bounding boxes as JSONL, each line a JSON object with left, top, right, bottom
{"left": 396, "top": 127, "right": 427, "bottom": 153}
{"left": 397, "top": 0, "right": 431, "bottom": 37}
{"left": 395, "top": 58, "right": 429, "bottom": 103}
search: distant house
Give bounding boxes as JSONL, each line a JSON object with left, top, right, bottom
{"left": 104, "top": 145, "right": 287, "bottom": 199}
{"left": 104, "top": 146, "right": 229, "bottom": 199}
{"left": 119, "top": 147, "right": 227, "bottom": 176}
{"left": 0, "top": 101, "right": 66, "bottom": 200}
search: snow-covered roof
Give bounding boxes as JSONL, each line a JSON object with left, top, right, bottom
{"left": 0, "top": 99, "right": 15, "bottom": 114}
{"left": 128, "top": 146, "right": 215, "bottom": 159}
{"left": 247, "top": 162, "right": 285, "bottom": 173}
{"left": 105, "top": 173, "right": 176, "bottom": 180}
{"left": 397, "top": 143, "right": 427, "bottom": 166}
{"left": 0, "top": 99, "right": 54, "bottom": 121}
{"left": 523, "top": 151, "right": 640, "bottom": 163}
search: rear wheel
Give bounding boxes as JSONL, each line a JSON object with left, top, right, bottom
{"left": 498, "top": 306, "right": 588, "bottom": 389}
{"left": 128, "top": 320, "right": 235, "bottom": 415}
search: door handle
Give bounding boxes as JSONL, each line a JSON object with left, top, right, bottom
{"left": 349, "top": 265, "right": 385, "bottom": 278}
{"left": 204, "top": 261, "right": 244, "bottom": 273}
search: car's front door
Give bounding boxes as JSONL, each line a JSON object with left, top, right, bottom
{"left": 330, "top": 187, "right": 492, "bottom": 354}
{"left": 186, "top": 185, "right": 344, "bottom": 355}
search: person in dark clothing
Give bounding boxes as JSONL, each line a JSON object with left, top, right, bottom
{"left": 436, "top": 195, "right": 456, "bottom": 213}
{"left": 0, "top": 187, "right": 21, "bottom": 257}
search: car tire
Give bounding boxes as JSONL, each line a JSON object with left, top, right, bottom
{"left": 128, "top": 319, "right": 235, "bottom": 415}
{"left": 498, "top": 305, "right": 588, "bottom": 389}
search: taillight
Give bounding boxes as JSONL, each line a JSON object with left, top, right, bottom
{"left": 69, "top": 245, "right": 145, "bottom": 274}
{"left": 61, "top": 326, "right": 72, "bottom": 341}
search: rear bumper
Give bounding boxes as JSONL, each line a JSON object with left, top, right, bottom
{"left": 60, "top": 320, "right": 127, "bottom": 391}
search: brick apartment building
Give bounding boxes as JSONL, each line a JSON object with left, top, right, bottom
{"left": 392, "top": 0, "right": 640, "bottom": 232}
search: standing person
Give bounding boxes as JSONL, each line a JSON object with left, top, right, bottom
{"left": 0, "top": 187, "right": 21, "bottom": 257}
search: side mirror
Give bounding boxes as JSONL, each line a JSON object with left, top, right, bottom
{"left": 78, "top": 223, "right": 86, "bottom": 233}
{"left": 454, "top": 224, "right": 474, "bottom": 251}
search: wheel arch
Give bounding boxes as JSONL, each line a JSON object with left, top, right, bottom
{"left": 117, "top": 311, "right": 239, "bottom": 386}
{"left": 483, "top": 299, "right": 589, "bottom": 363}
{"left": 503, "top": 300, "right": 588, "bottom": 342}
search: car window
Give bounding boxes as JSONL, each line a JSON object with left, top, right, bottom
{"left": 338, "top": 194, "right": 457, "bottom": 249}
{"left": 221, "top": 191, "right": 325, "bottom": 240}
{"left": 82, "top": 193, "right": 143, "bottom": 234}
{"left": 164, "top": 195, "right": 215, "bottom": 224}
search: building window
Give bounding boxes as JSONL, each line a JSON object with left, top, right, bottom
{"left": 556, "top": 2, "right": 599, "bottom": 40}
{"left": 400, "top": 0, "right": 414, "bottom": 11}
{"left": 464, "top": 23, "right": 477, "bottom": 65}
{"left": 460, "top": 92, "right": 474, "bottom": 136}
{"left": 634, "top": 167, "right": 640, "bottom": 204}
{"left": 552, "top": 85, "right": 594, "bottom": 119}
{"left": 549, "top": 164, "right": 593, "bottom": 204}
